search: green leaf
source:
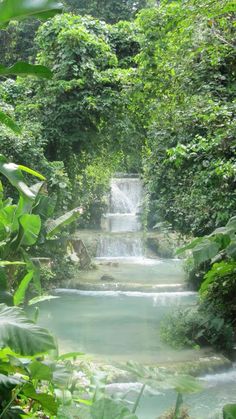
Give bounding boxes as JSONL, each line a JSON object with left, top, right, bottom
{"left": 19, "top": 214, "right": 41, "bottom": 246}
{"left": 0, "top": 291, "right": 14, "bottom": 306}
{"left": 90, "top": 399, "right": 138, "bottom": 419}
{"left": 200, "top": 261, "right": 236, "bottom": 294}
{"left": 192, "top": 239, "right": 220, "bottom": 266}
{"left": 23, "top": 382, "right": 58, "bottom": 415}
{"left": 29, "top": 360, "right": 52, "bottom": 381}
{"left": 28, "top": 295, "right": 59, "bottom": 305}
{"left": 167, "top": 375, "right": 203, "bottom": 394}
{"left": 0, "top": 303, "right": 56, "bottom": 355}
{"left": 1, "top": 407, "right": 25, "bottom": 418}
{"left": 0, "top": 261, "right": 25, "bottom": 267}
{"left": 58, "top": 351, "right": 85, "bottom": 360}
{"left": 225, "top": 240, "right": 236, "bottom": 259}
{"left": 0, "top": 110, "right": 21, "bottom": 134}
{"left": 18, "top": 165, "right": 45, "bottom": 181}
{"left": 46, "top": 207, "right": 82, "bottom": 238}
{"left": 223, "top": 404, "right": 236, "bottom": 419}
{"left": 0, "top": 62, "right": 52, "bottom": 79}
{"left": 176, "top": 237, "right": 204, "bottom": 255}
{"left": 0, "top": 156, "right": 41, "bottom": 200}
{"left": 0, "top": 373, "right": 21, "bottom": 391}
{"left": 226, "top": 217, "right": 236, "bottom": 229}
{"left": 0, "top": 0, "right": 63, "bottom": 26}
{"left": 14, "top": 271, "right": 34, "bottom": 306}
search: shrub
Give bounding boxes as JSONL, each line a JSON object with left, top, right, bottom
{"left": 160, "top": 306, "right": 234, "bottom": 351}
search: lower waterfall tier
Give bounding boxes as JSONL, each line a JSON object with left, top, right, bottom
{"left": 101, "top": 213, "right": 141, "bottom": 232}
{"left": 97, "top": 236, "right": 143, "bottom": 258}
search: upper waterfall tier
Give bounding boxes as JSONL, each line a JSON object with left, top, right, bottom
{"left": 110, "top": 178, "right": 142, "bottom": 214}
{"left": 99, "top": 176, "right": 143, "bottom": 256}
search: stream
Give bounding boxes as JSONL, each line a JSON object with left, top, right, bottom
{"left": 38, "top": 176, "right": 236, "bottom": 418}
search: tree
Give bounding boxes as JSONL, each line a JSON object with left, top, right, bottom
{"left": 131, "top": 0, "right": 236, "bottom": 235}
{"left": 63, "top": 0, "right": 149, "bottom": 23}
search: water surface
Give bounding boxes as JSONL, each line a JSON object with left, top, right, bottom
{"left": 38, "top": 291, "right": 198, "bottom": 363}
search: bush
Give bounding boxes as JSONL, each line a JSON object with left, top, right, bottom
{"left": 184, "top": 257, "right": 211, "bottom": 290}
{"left": 202, "top": 261, "right": 236, "bottom": 323}
{"left": 160, "top": 306, "right": 234, "bottom": 351}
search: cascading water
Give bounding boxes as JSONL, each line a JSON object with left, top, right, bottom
{"left": 97, "top": 176, "right": 143, "bottom": 259}
{"left": 97, "top": 236, "right": 143, "bottom": 258}
{"left": 37, "top": 174, "right": 236, "bottom": 418}
{"left": 110, "top": 178, "right": 142, "bottom": 214}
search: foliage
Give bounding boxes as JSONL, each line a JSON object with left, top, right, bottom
{"left": 0, "top": 19, "right": 40, "bottom": 66}
{"left": 13, "top": 13, "right": 143, "bottom": 223}
{"left": 63, "top": 0, "right": 150, "bottom": 23}
{"left": 0, "top": 303, "right": 55, "bottom": 355}
{"left": 0, "top": 0, "right": 63, "bottom": 133}
{"left": 168, "top": 219, "right": 236, "bottom": 353}
{"left": 178, "top": 216, "right": 236, "bottom": 266}
{"left": 75, "top": 151, "right": 123, "bottom": 228}
{"left": 178, "top": 218, "right": 236, "bottom": 322}
{"left": 183, "top": 257, "right": 211, "bottom": 291}
{"left": 123, "top": 361, "right": 202, "bottom": 394}
{"left": 223, "top": 404, "right": 236, "bottom": 419}
{"left": 0, "top": 0, "right": 63, "bottom": 26}
{"left": 132, "top": 0, "right": 236, "bottom": 235}
{"left": 31, "top": 14, "right": 130, "bottom": 159}
{"left": 160, "top": 306, "right": 234, "bottom": 351}
{"left": 0, "top": 154, "right": 81, "bottom": 302}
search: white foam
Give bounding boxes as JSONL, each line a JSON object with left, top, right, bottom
{"left": 106, "top": 382, "right": 162, "bottom": 395}
{"left": 96, "top": 257, "right": 163, "bottom": 265}
{"left": 153, "top": 283, "right": 183, "bottom": 288}
{"left": 201, "top": 366, "right": 236, "bottom": 385}
{"left": 54, "top": 288, "right": 196, "bottom": 299}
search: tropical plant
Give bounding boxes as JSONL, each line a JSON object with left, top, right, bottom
{"left": 0, "top": 154, "right": 82, "bottom": 305}
{"left": 0, "top": 0, "right": 63, "bottom": 133}
{"left": 131, "top": 0, "right": 236, "bottom": 235}
{"left": 223, "top": 404, "right": 236, "bottom": 419}
{"left": 63, "top": 0, "right": 149, "bottom": 23}
{"left": 160, "top": 306, "right": 234, "bottom": 351}
{"left": 177, "top": 216, "right": 236, "bottom": 292}
{"left": 167, "top": 216, "right": 236, "bottom": 352}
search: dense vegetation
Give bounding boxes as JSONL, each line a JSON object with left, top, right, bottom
{"left": 134, "top": 1, "right": 236, "bottom": 236}
{"left": 4, "top": 0, "right": 234, "bottom": 235}
{"left": 0, "top": 0, "right": 235, "bottom": 417}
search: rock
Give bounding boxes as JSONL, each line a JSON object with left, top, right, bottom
{"left": 100, "top": 275, "right": 115, "bottom": 281}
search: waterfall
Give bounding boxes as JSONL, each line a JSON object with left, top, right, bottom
{"left": 98, "top": 176, "right": 143, "bottom": 259}
{"left": 110, "top": 178, "right": 142, "bottom": 214}
{"left": 97, "top": 236, "right": 143, "bottom": 258}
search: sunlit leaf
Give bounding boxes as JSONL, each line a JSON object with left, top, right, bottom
{"left": 19, "top": 214, "right": 41, "bottom": 246}
{"left": 0, "top": 110, "right": 21, "bottom": 134}
{"left": 0, "top": 155, "right": 43, "bottom": 199}
{"left": 14, "top": 270, "right": 34, "bottom": 306}
{"left": 0, "top": 261, "right": 25, "bottom": 266}
{"left": 0, "top": 0, "right": 63, "bottom": 26}
{"left": 23, "top": 382, "right": 58, "bottom": 415}
{"left": 28, "top": 295, "right": 60, "bottom": 305}
{"left": 0, "top": 62, "right": 52, "bottom": 79}
{"left": 46, "top": 207, "right": 82, "bottom": 238}
{"left": 29, "top": 360, "right": 52, "bottom": 381}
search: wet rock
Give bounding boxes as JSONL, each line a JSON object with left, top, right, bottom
{"left": 100, "top": 274, "right": 115, "bottom": 281}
